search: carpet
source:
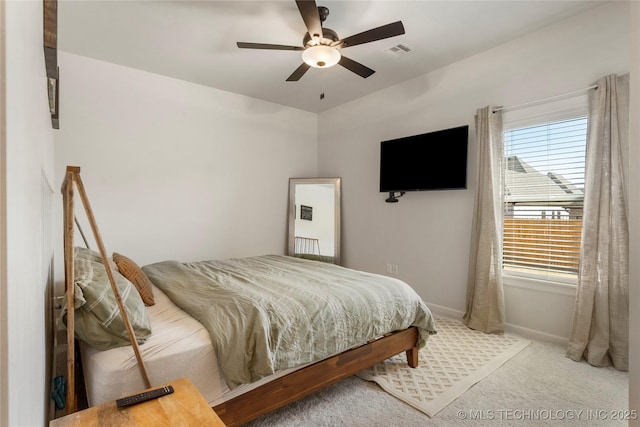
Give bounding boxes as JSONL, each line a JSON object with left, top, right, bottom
{"left": 356, "top": 316, "right": 531, "bottom": 417}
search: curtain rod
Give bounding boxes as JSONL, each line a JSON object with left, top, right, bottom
{"left": 493, "top": 84, "right": 598, "bottom": 113}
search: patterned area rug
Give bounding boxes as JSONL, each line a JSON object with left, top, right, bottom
{"left": 356, "top": 316, "right": 531, "bottom": 417}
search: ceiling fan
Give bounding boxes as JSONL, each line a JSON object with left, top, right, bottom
{"left": 236, "top": 0, "right": 405, "bottom": 81}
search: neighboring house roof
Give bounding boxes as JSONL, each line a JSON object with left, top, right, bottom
{"left": 505, "top": 156, "right": 584, "bottom": 205}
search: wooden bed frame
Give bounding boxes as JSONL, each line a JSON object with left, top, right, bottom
{"left": 60, "top": 166, "right": 420, "bottom": 425}
{"left": 214, "top": 328, "right": 418, "bottom": 426}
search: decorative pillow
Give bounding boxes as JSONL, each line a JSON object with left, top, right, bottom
{"left": 61, "top": 247, "right": 152, "bottom": 351}
{"left": 112, "top": 252, "right": 155, "bottom": 306}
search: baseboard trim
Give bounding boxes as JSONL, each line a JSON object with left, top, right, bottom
{"left": 504, "top": 323, "right": 568, "bottom": 345}
{"left": 425, "top": 303, "right": 464, "bottom": 321}
{"left": 425, "top": 302, "right": 569, "bottom": 345}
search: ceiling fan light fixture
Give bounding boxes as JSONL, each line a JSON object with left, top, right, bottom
{"left": 302, "top": 45, "right": 341, "bottom": 68}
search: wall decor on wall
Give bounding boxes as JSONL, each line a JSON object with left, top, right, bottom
{"left": 44, "top": 0, "right": 59, "bottom": 128}
{"left": 301, "top": 205, "right": 313, "bottom": 221}
{"left": 47, "top": 75, "right": 58, "bottom": 118}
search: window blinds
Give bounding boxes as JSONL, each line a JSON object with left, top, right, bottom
{"left": 503, "top": 117, "right": 587, "bottom": 276}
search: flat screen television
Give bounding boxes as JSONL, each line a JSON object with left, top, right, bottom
{"left": 379, "top": 125, "right": 468, "bottom": 200}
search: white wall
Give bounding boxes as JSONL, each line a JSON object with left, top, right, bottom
{"left": 1, "top": 3, "right": 6, "bottom": 423}
{"left": 2, "top": 1, "right": 56, "bottom": 426}
{"left": 54, "top": 53, "right": 318, "bottom": 276}
{"left": 318, "top": 2, "right": 630, "bottom": 341}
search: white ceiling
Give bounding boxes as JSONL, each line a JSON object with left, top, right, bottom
{"left": 58, "top": 0, "right": 605, "bottom": 113}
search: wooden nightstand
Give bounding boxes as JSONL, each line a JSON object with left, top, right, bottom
{"left": 49, "top": 378, "right": 226, "bottom": 426}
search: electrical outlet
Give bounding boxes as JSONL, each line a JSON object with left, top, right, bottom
{"left": 391, "top": 264, "right": 399, "bottom": 275}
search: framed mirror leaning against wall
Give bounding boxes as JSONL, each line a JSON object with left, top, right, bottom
{"left": 288, "top": 178, "right": 341, "bottom": 265}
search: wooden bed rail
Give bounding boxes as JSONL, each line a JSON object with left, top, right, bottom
{"left": 213, "top": 327, "right": 419, "bottom": 427}
{"left": 61, "top": 166, "right": 151, "bottom": 415}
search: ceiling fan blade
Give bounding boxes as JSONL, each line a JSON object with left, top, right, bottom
{"left": 286, "top": 63, "right": 311, "bottom": 81}
{"left": 237, "top": 42, "right": 304, "bottom": 51}
{"left": 338, "top": 56, "right": 375, "bottom": 78}
{"left": 295, "top": 0, "right": 323, "bottom": 40}
{"left": 339, "top": 21, "right": 405, "bottom": 48}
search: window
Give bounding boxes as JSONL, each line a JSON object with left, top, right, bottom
{"left": 502, "top": 116, "right": 587, "bottom": 278}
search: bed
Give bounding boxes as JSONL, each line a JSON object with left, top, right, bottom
{"left": 59, "top": 166, "right": 436, "bottom": 426}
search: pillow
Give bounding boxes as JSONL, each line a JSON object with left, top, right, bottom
{"left": 61, "top": 247, "right": 152, "bottom": 351}
{"left": 75, "top": 246, "right": 118, "bottom": 271}
{"left": 112, "top": 252, "right": 155, "bottom": 306}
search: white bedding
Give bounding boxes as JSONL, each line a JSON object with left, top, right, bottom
{"left": 81, "top": 284, "right": 305, "bottom": 406}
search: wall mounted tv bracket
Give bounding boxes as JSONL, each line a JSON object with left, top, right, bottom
{"left": 385, "top": 192, "right": 406, "bottom": 203}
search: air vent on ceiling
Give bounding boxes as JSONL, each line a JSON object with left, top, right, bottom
{"left": 385, "top": 43, "right": 414, "bottom": 57}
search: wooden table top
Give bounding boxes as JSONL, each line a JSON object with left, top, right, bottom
{"left": 50, "top": 378, "right": 226, "bottom": 427}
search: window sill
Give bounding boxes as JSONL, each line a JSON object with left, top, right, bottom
{"left": 503, "top": 270, "right": 577, "bottom": 296}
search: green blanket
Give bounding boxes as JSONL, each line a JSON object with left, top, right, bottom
{"left": 142, "top": 255, "right": 436, "bottom": 389}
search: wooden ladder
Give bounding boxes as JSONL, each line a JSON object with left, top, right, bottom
{"left": 61, "top": 166, "right": 151, "bottom": 415}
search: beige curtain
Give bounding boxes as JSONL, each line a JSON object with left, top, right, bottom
{"left": 567, "top": 74, "right": 629, "bottom": 371}
{"left": 463, "top": 106, "right": 505, "bottom": 334}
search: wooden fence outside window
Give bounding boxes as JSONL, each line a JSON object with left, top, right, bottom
{"left": 503, "top": 217, "right": 583, "bottom": 274}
